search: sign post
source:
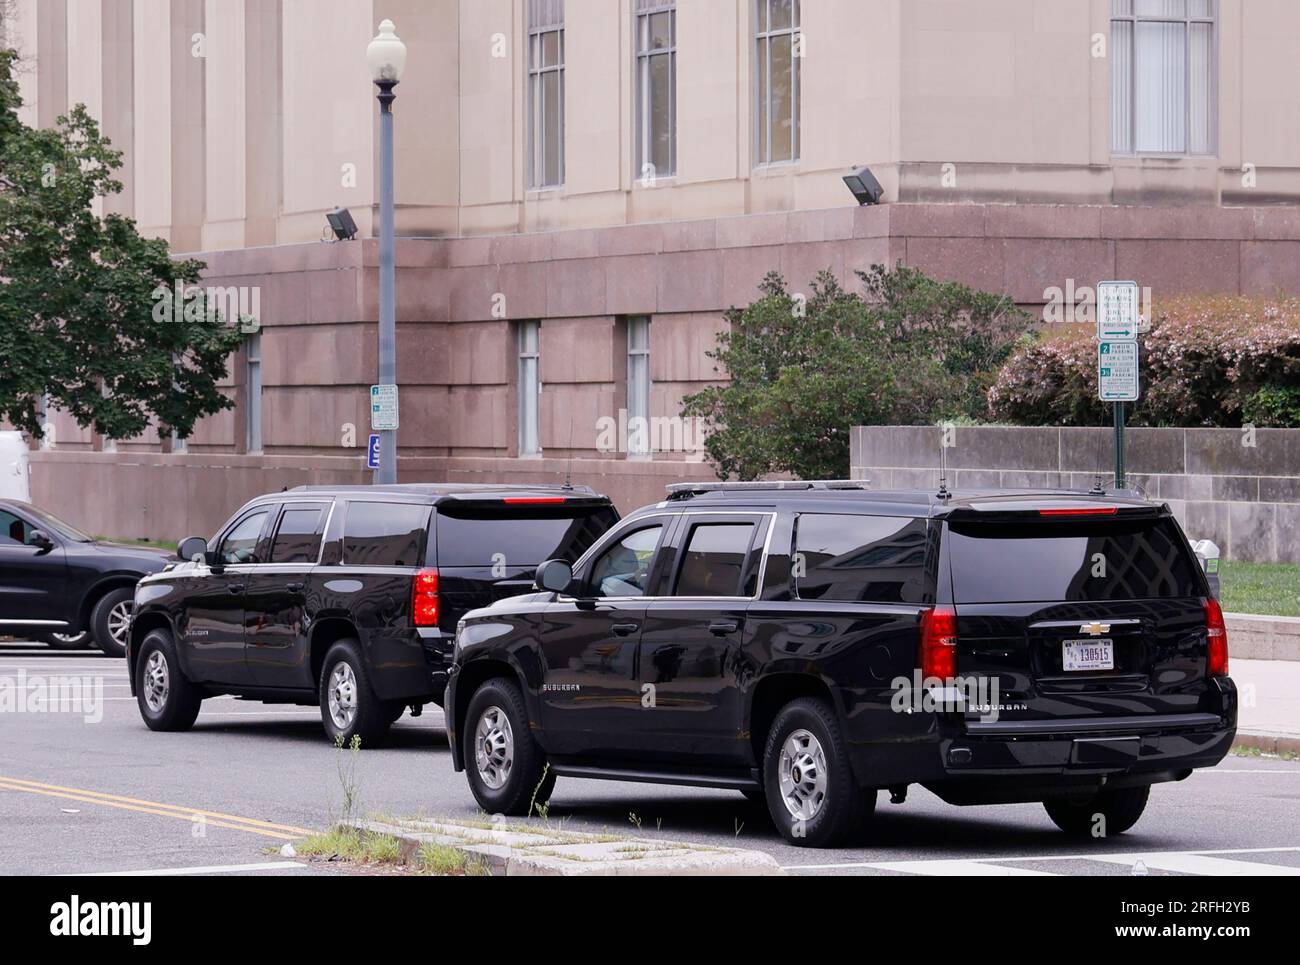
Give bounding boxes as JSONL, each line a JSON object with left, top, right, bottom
{"left": 1096, "top": 282, "right": 1141, "bottom": 489}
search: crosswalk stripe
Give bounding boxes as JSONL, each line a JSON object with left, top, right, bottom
{"left": 1088, "top": 853, "right": 1300, "bottom": 876}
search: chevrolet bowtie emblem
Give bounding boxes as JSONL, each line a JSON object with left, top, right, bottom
{"left": 1080, "top": 622, "right": 1111, "bottom": 636}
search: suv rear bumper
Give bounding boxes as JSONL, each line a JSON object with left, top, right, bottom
{"left": 851, "top": 712, "right": 1236, "bottom": 801}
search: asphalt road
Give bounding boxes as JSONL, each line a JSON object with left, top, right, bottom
{"left": 2, "top": 640, "right": 1298, "bottom": 877}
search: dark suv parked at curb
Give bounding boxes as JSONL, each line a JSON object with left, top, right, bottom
{"left": 0, "top": 499, "right": 171, "bottom": 656}
{"left": 447, "top": 482, "right": 1236, "bottom": 848}
{"left": 127, "top": 484, "right": 618, "bottom": 745}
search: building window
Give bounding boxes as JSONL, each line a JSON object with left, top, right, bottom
{"left": 635, "top": 0, "right": 675, "bottom": 180}
{"left": 754, "top": 0, "right": 801, "bottom": 165}
{"left": 626, "top": 316, "right": 651, "bottom": 458}
{"left": 1111, "top": 0, "right": 1216, "bottom": 155}
{"left": 517, "top": 321, "right": 541, "bottom": 457}
{"left": 246, "top": 333, "right": 262, "bottom": 453}
{"left": 528, "top": 0, "right": 565, "bottom": 188}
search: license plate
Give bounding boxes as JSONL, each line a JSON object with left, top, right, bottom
{"left": 1062, "top": 638, "right": 1114, "bottom": 672}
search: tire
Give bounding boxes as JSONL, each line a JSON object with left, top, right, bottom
{"left": 318, "top": 639, "right": 391, "bottom": 747}
{"left": 463, "top": 677, "right": 554, "bottom": 816}
{"left": 40, "top": 630, "right": 92, "bottom": 650}
{"left": 135, "top": 629, "right": 203, "bottom": 731}
{"left": 89, "top": 587, "right": 135, "bottom": 658}
{"left": 762, "top": 697, "right": 873, "bottom": 848}
{"left": 1043, "top": 785, "right": 1151, "bottom": 838}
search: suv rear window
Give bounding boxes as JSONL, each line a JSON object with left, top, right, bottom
{"left": 946, "top": 516, "right": 1201, "bottom": 604}
{"left": 434, "top": 506, "right": 618, "bottom": 568}
{"left": 794, "top": 514, "right": 930, "bottom": 604}
{"left": 342, "top": 502, "right": 430, "bottom": 567}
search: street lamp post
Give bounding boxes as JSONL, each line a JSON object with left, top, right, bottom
{"left": 366, "top": 20, "right": 406, "bottom": 485}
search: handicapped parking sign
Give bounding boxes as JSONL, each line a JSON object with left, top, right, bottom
{"left": 366, "top": 433, "right": 381, "bottom": 470}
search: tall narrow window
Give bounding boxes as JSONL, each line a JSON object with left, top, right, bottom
{"left": 517, "top": 321, "right": 541, "bottom": 457}
{"left": 755, "top": 0, "right": 801, "bottom": 165}
{"left": 635, "top": 1, "right": 675, "bottom": 180}
{"left": 1111, "top": 0, "right": 1216, "bottom": 155}
{"left": 626, "top": 316, "right": 651, "bottom": 458}
{"left": 528, "top": 0, "right": 565, "bottom": 188}
{"left": 246, "top": 333, "right": 262, "bottom": 453}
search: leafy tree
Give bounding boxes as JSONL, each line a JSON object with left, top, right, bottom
{"left": 0, "top": 47, "right": 247, "bottom": 441}
{"left": 682, "top": 264, "right": 1029, "bottom": 480}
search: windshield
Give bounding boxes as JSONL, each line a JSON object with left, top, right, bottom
{"left": 22, "top": 505, "right": 93, "bottom": 542}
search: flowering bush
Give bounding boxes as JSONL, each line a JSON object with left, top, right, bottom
{"left": 988, "top": 296, "right": 1300, "bottom": 427}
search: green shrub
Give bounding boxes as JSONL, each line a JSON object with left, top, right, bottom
{"left": 681, "top": 264, "right": 1030, "bottom": 480}
{"left": 989, "top": 296, "right": 1300, "bottom": 427}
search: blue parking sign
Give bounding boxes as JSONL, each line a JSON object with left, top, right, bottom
{"left": 366, "top": 433, "right": 381, "bottom": 470}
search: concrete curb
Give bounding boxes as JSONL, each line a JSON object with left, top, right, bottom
{"left": 349, "top": 819, "right": 785, "bottom": 876}
{"left": 1224, "top": 613, "right": 1300, "bottom": 661}
{"left": 1233, "top": 733, "right": 1300, "bottom": 757}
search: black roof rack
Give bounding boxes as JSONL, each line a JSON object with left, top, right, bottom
{"left": 665, "top": 479, "right": 870, "bottom": 499}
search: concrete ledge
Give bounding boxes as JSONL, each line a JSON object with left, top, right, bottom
{"left": 1224, "top": 613, "right": 1300, "bottom": 661}
{"left": 350, "top": 819, "right": 784, "bottom": 877}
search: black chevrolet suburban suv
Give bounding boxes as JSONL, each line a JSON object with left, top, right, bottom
{"left": 127, "top": 484, "right": 618, "bottom": 745}
{"left": 447, "top": 482, "right": 1236, "bottom": 847}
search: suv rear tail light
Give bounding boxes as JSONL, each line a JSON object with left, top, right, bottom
{"left": 413, "top": 568, "right": 439, "bottom": 627}
{"left": 1204, "top": 597, "right": 1229, "bottom": 677}
{"left": 918, "top": 606, "right": 958, "bottom": 680}
{"left": 1038, "top": 507, "right": 1118, "bottom": 516}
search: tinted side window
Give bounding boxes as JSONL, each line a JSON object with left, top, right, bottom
{"left": 269, "top": 507, "right": 326, "bottom": 564}
{"left": 0, "top": 510, "right": 32, "bottom": 545}
{"left": 588, "top": 525, "right": 663, "bottom": 598}
{"left": 342, "top": 502, "right": 430, "bottom": 567}
{"left": 674, "top": 522, "right": 756, "bottom": 597}
{"left": 795, "top": 514, "right": 929, "bottom": 604}
{"left": 219, "top": 509, "right": 270, "bottom": 564}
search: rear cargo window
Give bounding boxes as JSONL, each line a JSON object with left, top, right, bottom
{"left": 342, "top": 502, "right": 429, "bottom": 567}
{"left": 946, "top": 516, "right": 1201, "bottom": 604}
{"left": 794, "top": 514, "right": 930, "bottom": 604}
{"left": 434, "top": 506, "right": 618, "bottom": 568}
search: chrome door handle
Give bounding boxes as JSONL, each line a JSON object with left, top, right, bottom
{"left": 611, "top": 623, "right": 640, "bottom": 637}
{"left": 708, "top": 621, "right": 739, "bottom": 636}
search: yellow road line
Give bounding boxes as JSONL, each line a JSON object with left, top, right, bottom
{"left": 0, "top": 775, "right": 312, "bottom": 839}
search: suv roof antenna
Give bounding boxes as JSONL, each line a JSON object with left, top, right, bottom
{"left": 936, "top": 426, "right": 951, "bottom": 502}
{"left": 562, "top": 419, "right": 575, "bottom": 491}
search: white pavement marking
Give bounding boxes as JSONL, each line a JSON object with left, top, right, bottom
{"left": 855, "top": 859, "right": 1058, "bottom": 876}
{"left": 1087, "top": 853, "right": 1300, "bottom": 876}
{"left": 65, "top": 861, "right": 309, "bottom": 877}
{"left": 784, "top": 846, "right": 1300, "bottom": 875}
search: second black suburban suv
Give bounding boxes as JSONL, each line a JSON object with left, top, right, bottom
{"left": 0, "top": 498, "right": 171, "bottom": 655}
{"left": 127, "top": 484, "right": 618, "bottom": 745}
{"left": 447, "top": 482, "right": 1236, "bottom": 847}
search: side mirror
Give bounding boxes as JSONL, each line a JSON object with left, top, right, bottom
{"left": 177, "top": 536, "right": 211, "bottom": 565}
{"left": 534, "top": 558, "right": 575, "bottom": 595}
{"left": 28, "top": 529, "right": 53, "bottom": 552}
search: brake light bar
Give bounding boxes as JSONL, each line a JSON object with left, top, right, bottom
{"left": 502, "top": 497, "right": 567, "bottom": 504}
{"left": 1204, "top": 597, "right": 1229, "bottom": 677}
{"left": 412, "top": 568, "right": 439, "bottom": 627}
{"left": 1038, "top": 507, "right": 1118, "bottom": 516}
{"left": 918, "top": 606, "right": 958, "bottom": 680}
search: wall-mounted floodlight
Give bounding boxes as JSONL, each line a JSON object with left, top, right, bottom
{"left": 326, "top": 206, "right": 358, "bottom": 241}
{"left": 842, "top": 165, "right": 884, "bottom": 205}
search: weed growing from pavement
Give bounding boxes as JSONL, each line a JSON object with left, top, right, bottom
{"left": 295, "top": 826, "right": 488, "bottom": 875}
{"left": 1230, "top": 745, "right": 1298, "bottom": 761}
{"left": 333, "top": 734, "right": 363, "bottom": 824}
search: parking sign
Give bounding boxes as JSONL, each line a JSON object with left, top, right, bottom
{"left": 366, "top": 433, "right": 381, "bottom": 470}
{"left": 370, "top": 384, "right": 399, "bottom": 430}
{"left": 1098, "top": 341, "right": 1139, "bottom": 402}
{"left": 1097, "top": 280, "right": 1140, "bottom": 341}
